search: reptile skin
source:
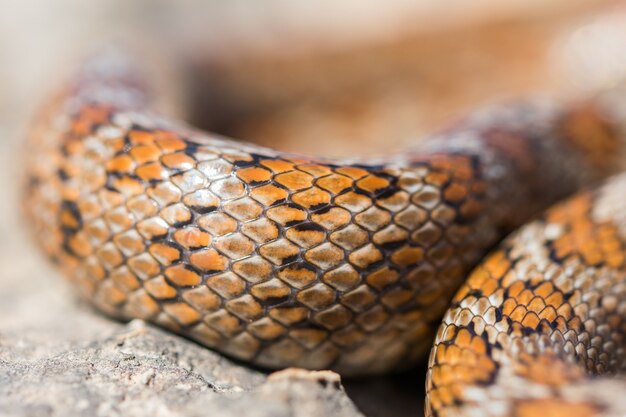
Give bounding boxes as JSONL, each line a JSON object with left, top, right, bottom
{"left": 426, "top": 174, "right": 626, "bottom": 417}
{"left": 23, "top": 53, "right": 626, "bottom": 413}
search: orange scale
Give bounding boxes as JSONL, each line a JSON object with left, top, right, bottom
{"left": 61, "top": 184, "right": 81, "bottom": 202}
{"left": 221, "top": 153, "right": 255, "bottom": 166}
{"left": 434, "top": 364, "right": 455, "bottom": 386}
{"left": 145, "top": 276, "right": 178, "bottom": 299}
{"left": 365, "top": 267, "right": 400, "bottom": 291}
{"left": 478, "top": 278, "right": 500, "bottom": 297}
{"left": 236, "top": 166, "right": 273, "bottom": 184}
{"left": 269, "top": 306, "right": 309, "bottom": 326}
{"left": 526, "top": 296, "right": 547, "bottom": 314}
{"left": 335, "top": 166, "right": 368, "bottom": 180}
{"left": 453, "top": 328, "right": 474, "bottom": 348}
{"left": 501, "top": 298, "right": 519, "bottom": 316}
{"left": 606, "top": 251, "right": 625, "bottom": 268}
{"left": 266, "top": 205, "right": 307, "bottom": 226}
{"left": 163, "top": 302, "right": 201, "bottom": 326}
{"left": 149, "top": 242, "right": 181, "bottom": 266}
{"left": 260, "top": 159, "right": 294, "bottom": 173}
{"left": 85, "top": 258, "right": 106, "bottom": 281}
{"left": 356, "top": 175, "right": 390, "bottom": 194}
{"left": 459, "top": 348, "right": 480, "bottom": 366}
{"left": 467, "top": 335, "right": 488, "bottom": 355}
{"left": 136, "top": 162, "right": 169, "bottom": 182}
{"left": 128, "top": 130, "right": 156, "bottom": 145}
{"left": 292, "top": 187, "right": 331, "bottom": 209}
{"left": 164, "top": 264, "right": 202, "bottom": 286}
{"left": 311, "top": 208, "right": 352, "bottom": 231}
{"left": 389, "top": 245, "right": 424, "bottom": 267}
{"left": 506, "top": 280, "right": 526, "bottom": 298}
{"left": 435, "top": 386, "right": 455, "bottom": 407}
{"left": 275, "top": 171, "right": 314, "bottom": 191}
{"left": 424, "top": 171, "right": 449, "bottom": 187}
{"left": 316, "top": 173, "right": 353, "bottom": 195}
{"left": 285, "top": 227, "right": 326, "bottom": 249}
{"left": 96, "top": 243, "right": 124, "bottom": 270}
{"left": 129, "top": 143, "right": 162, "bottom": 164}
{"left": 566, "top": 316, "right": 583, "bottom": 332}
{"left": 453, "top": 286, "right": 471, "bottom": 302}
{"left": 600, "top": 236, "right": 622, "bottom": 254}
{"left": 97, "top": 283, "right": 127, "bottom": 306}
{"left": 538, "top": 305, "right": 558, "bottom": 322}
{"left": 173, "top": 227, "right": 211, "bottom": 249}
{"left": 581, "top": 249, "right": 604, "bottom": 266}
{"left": 155, "top": 130, "right": 186, "bottom": 148}
{"left": 439, "top": 324, "right": 458, "bottom": 343}
{"left": 483, "top": 251, "right": 510, "bottom": 279}
{"left": 521, "top": 311, "right": 541, "bottom": 329}
{"left": 534, "top": 281, "right": 555, "bottom": 299}
{"left": 443, "top": 183, "right": 468, "bottom": 203}
{"left": 465, "top": 268, "right": 492, "bottom": 290}
{"left": 59, "top": 207, "right": 80, "bottom": 230}
{"left": 161, "top": 152, "right": 195, "bottom": 170}
{"left": 508, "top": 305, "right": 528, "bottom": 323}
{"left": 249, "top": 184, "right": 288, "bottom": 206}
{"left": 189, "top": 249, "right": 228, "bottom": 272}
{"left": 297, "top": 164, "right": 332, "bottom": 177}
{"left": 106, "top": 154, "right": 135, "bottom": 174}
{"left": 71, "top": 119, "right": 93, "bottom": 136}
{"left": 427, "top": 392, "right": 443, "bottom": 411}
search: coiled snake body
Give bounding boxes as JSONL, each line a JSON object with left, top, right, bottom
{"left": 24, "top": 52, "right": 626, "bottom": 416}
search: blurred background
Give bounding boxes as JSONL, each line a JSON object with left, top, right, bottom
{"left": 2, "top": 1, "right": 626, "bottom": 416}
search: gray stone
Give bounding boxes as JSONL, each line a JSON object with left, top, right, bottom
{"left": 0, "top": 320, "right": 362, "bottom": 417}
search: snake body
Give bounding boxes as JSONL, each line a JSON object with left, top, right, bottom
{"left": 23, "top": 52, "right": 626, "bottom": 414}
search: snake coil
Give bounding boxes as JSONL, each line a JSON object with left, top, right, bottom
{"left": 24, "top": 50, "right": 626, "bottom": 416}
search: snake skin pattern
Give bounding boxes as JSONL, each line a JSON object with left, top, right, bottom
{"left": 22, "top": 52, "right": 626, "bottom": 413}
{"left": 426, "top": 173, "right": 626, "bottom": 417}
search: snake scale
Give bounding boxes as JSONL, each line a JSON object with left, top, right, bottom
{"left": 23, "top": 51, "right": 626, "bottom": 416}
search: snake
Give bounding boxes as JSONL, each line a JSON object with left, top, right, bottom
{"left": 22, "top": 50, "right": 626, "bottom": 416}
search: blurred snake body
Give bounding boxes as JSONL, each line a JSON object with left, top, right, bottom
{"left": 24, "top": 52, "right": 626, "bottom": 416}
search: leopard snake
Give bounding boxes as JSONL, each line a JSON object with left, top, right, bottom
{"left": 23, "top": 51, "right": 626, "bottom": 416}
